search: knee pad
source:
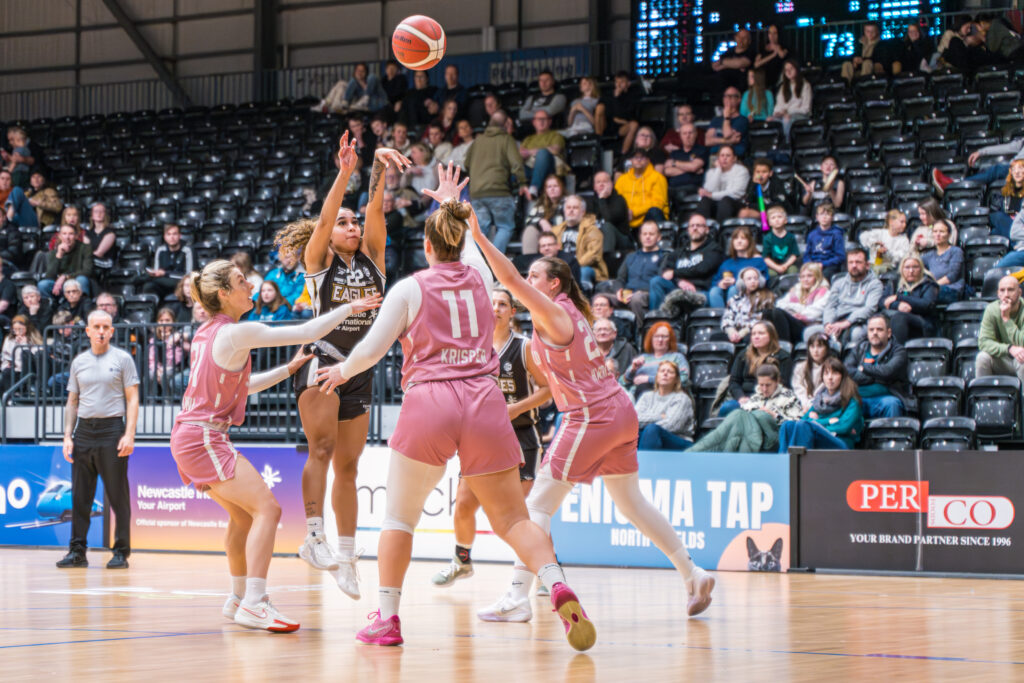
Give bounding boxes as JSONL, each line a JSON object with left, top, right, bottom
{"left": 381, "top": 514, "right": 415, "bottom": 535}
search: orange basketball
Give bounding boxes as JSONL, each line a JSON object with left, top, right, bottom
{"left": 392, "top": 15, "right": 446, "bottom": 71}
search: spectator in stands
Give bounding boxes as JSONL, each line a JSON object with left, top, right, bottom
{"left": 688, "top": 363, "right": 804, "bottom": 454}
{"left": 230, "top": 251, "right": 262, "bottom": 291}
{"left": 922, "top": 220, "right": 965, "bottom": 303}
{"left": 84, "top": 202, "right": 117, "bottom": 273}
{"left": 893, "top": 21, "right": 935, "bottom": 74}
{"left": 522, "top": 175, "right": 566, "bottom": 255}
{"left": 977, "top": 12, "right": 1024, "bottom": 65}
{"left": 591, "top": 291, "right": 630, "bottom": 337}
{"left": 141, "top": 223, "right": 192, "bottom": 301}
{"left": 909, "top": 198, "right": 954, "bottom": 254}
{"left": 40, "top": 224, "right": 92, "bottom": 300}
{"left": 754, "top": 23, "right": 791, "bottom": 88}
{"left": 976, "top": 274, "right": 1024, "bottom": 386}
{"left": 705, "top": 88, "right": 749, "bottom": 157}
{"left": 712, "top": 29, "right": 756, "bottom": 93}
{"left": 56, "top": 279, "right": 90, "bottom": 325}
{"left": 262, "top": 246, "right": 308, "bottom": 316}
{"left": 171, "top": 276, "right": 193, "bottom": 323}
{"left": 615, "top": 148, "right": 669, "bottom": 230}
{"left": 520, "top": 110, "right": 566, "bottom": 199}
{"left": 988, "top": 160, "right": 1024, "bottom": 238}
{"left": 390, "top": 121, "right": 412, "bottom": 156}
{"left": 448, "top": 120, "right": 474, "bottom": 170}
{"left": 381, "top": 59, "right": 408, "bottom": 117}
{"left": 938, "top": 14, "right": 980, "bottom": 73}
{"left": 435, "top": 64, "right": 467, "bottom": 110}
{"left": 592, "top": 170, "right": 632, "bottom": 258}
{"left": 616, "top": 220, "right": 668, "bottom": 318}
{"left": 0, "top": 255, "right": 14, "bottom": 331}
{"left": 860, "top": 209, "right": 911, "bottom": 275}
{"left": 17, "top": 284, "right": 51, "bottom": 331}
{"left": 770, "top": 59, "right": 812, "bottom": 140}
{"left": 631, "top": 126, "right": 666, "bottom": 174}
{"left": 148, "top": 307, "right": 189, "bottom": 395}
{"left": 94, "top": 292, "right": 122, "bottom": 325}
{"left": 519, "top": 70, "right": 567, "bottom": 124}
{"left": 426, "top": 122, "right": 454, "bottom": 165}
{"left": 791, "top": 331, "right": 834, "bottom": 411}
{"left": 778, "top": 357, "right": 864, "bottom": 451}
{"left": 721, "top": 269, "right": 778, "bottom": 347}
{"left": 761, "top": 204, "right": 801, "bottom": 279}
{"left": 636, "top": 361, "right": 695, "bottom": 450}
{"left": 535, "top": 233, "right": 581, "bottom": 285}
{"left": 344, "top": 62, "right": 387, "bottom": 112}
{"left": 347, "top": 114, "right": 377, "bottom": 168}
{"left": 623, "top": 321, "right": 690, "bottom": 396}
{"left": 603, "top": 71, "right": 641, "bottom": 156}
{"left": 563, "top": 76, "right": 604, "bottom": 138}
{"left": 775, "top": 263, "right": 830, "bottom": 344}
{"left": 552, "top": 194, "right": 607, "bottom": 285}
{"left": 661, "top": 104, "right": 702, "bottom": 152}
{"left": 399, "top": 70, "right": 438, "bottom": 127}
{"left": 649, "top": 213, "right": 724, "bottom": 309}
{"left": 799, "top": 156, "right": 845, "bottom": 212}
{"left": 817, "top": 248, "right": 882, "bottom": 345}
{"left": 883, "top": 255, "right": 938, "bottom": 344}
{"left": 708, "top": 225, "right": 767, "bottom": 308}
{"left": 248, "top": 280, "right": 293, "bottom": 322}
{"left": 402, "top": 143, "right": 438, "bottom": 209}
{"left": 841, "top": 22, "right": 882, "bottom": 82}
{"left": 933, "top": 131, "right": 1024, "bottom": 195}
{"left": 23, "top": 170, "right": 62, "bottom": 228}
{"left": 4, "top": 174, "right": 39, "bottom": 228}
{"left": 436, "top": 99, "right": 465, "bottom": 143}
{"left": 845, "top": 314, "right": 913, "bottom": 418}
{"left": 664, "top": 123, "right": 708, "bottom": 202}
{"left": 3, "top": 126, "right": 31, "bottom": 187}
{"left": 0, "top": 314, "right": 42, "bottom": 392}
{"left": 593, "top": 316, "right": 636, "bottom": 378}
{"left": 696, "top": 145, "right": 748, "bottom": 224}
{"left": 741, "top": 69, "right": 774, "bottom": 122}
{"left": 738, "top": 158, "right": 792, "bottom": 219}
{"left": 465, "top": 111, "right": 528, "bottom": 254}
{"left": 805, "top": 202, "right": 845, "bottom": 280}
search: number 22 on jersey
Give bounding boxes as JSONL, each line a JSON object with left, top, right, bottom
{"left": 441, "top": 289, "right": 480, "bottom": 338}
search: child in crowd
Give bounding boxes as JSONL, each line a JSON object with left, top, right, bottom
{"left": 762, "top": 204, "right": 801, "bottom": 278}
{"left": 804, "top": 202, "right": 846, "bottom": 280}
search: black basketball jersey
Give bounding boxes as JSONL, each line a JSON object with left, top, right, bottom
{"left": 497, "top": 333, "right": 537, "bottom": 428}
{"left": 306, "top": 251, "right": 385, "bottom": 354}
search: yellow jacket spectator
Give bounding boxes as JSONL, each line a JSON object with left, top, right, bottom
{"left": 615, "top": 148, "right": 669, "bottom": 228}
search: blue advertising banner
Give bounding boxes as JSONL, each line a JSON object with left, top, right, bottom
{"left": 549, "top": 451, "right": 791, "bottom": 572}
{"left": 0, "top": 444, "right": 105, "bottom": 548}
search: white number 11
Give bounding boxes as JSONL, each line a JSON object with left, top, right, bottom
{"left": 441, "top": 289, "right": 480, "bottom": 338}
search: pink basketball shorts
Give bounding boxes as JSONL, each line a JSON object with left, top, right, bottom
{"left": 169, "top": 423, "right": 240, "bottom": 490}
{"left": 390, "top": 375, "right": 521, "bottom": 477}
{"left": 543, "top": 388, "right": 639, "bottom": 484}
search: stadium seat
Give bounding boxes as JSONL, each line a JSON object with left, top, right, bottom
{"left": 920, "top": 417, "right": 976, "bottom": 451}
{"left": 944, "top": 300, "right": 988, "bottom": 343}
{"left": 914, "top": 376, "right": 965, "bottom": 422}
{"left": 695, "top": 378, "right": 723, "bottom": 425}
{"left": 863, "top": 417, "right": 920, "bottom": 451}
{"left": 688, "top": 342, "right": 735, "bottom": 387}
{"left": 953, "top": 338, "right": 980, "bottom": 385}
{"left": 686, "top": 308, "right": 726, "bottom": 346}
{"left": 905, "top": 338, "right": 953, "bottom": 384}
{"left": 967, "top": 375, "right": 1022, "bottom": 442}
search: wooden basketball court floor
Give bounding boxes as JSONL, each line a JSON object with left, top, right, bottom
{"left": 2, "top": 548, "right": 1021, "bottom": 681}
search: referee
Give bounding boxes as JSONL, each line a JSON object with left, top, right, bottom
{"left": 56, "top": 309, "right": 139, "bottom": 569}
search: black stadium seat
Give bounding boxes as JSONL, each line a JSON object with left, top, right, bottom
{"left": 967, "top": 376, "right": 1022, "bottom": 442}
{"left": 914, "top": 376, "right": 965, "bottom": 422}
{"left": 863, "top": 417, "right": 920, "bottom": 451}
{"left": 921, "top": 417, "right": 976, "bottom": 451}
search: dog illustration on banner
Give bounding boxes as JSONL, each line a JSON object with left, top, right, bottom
{"left": 746, "top": 537, "right": 784, "bottom": 572}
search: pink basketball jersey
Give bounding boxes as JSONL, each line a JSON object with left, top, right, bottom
{"left": 400, "top": 262, "right": 498, "bottom": 389}
{"left": 175, "top": 314, "right": 252, "bottom": 427}
{"left": 531, "top": 293, "right": 622, "bottom": 412}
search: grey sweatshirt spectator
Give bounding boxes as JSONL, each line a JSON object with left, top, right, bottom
{"left": 816, "top": 248, "right": 883, "bottom": 345}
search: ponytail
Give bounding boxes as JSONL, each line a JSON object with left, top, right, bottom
{"left": 188, "top": 259, "right": 235, "bottom": 315}
{"left": 425, "top": 199, "right": 470, "bottom": 262}
{"left": 536, "top": 256, "right": 592, "bottom": 324}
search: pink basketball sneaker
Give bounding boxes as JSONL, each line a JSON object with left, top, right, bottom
{"left": 550, "top": 583, "right": 596, "bottom": 651}
{"left": 356, "top": 610, "right": 403, "bottom": 646}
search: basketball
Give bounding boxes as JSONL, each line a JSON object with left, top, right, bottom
{"left": 392, "top": 15, "right": 446, "bottom": 71}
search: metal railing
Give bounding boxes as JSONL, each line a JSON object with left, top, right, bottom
{"left": 0, "top": 320, "right": 400, "bottom": 444}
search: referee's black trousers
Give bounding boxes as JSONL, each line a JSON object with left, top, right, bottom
{"left": 70, "top": 417, "right": 131, "bottom": 556}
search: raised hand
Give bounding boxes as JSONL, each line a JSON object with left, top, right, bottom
{"left": 374, "top": 147, "right": 413, "bottom": 172}
{"left": 350, "top": 293, "right": 383, "bottom": 314}
{"left": 338, "top": 131, "right": 359, "bottom": 174}
{"left": 421, "top": 161, "right": 469, "bottom": 205}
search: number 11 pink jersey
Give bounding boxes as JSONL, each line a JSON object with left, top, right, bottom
{"left": 399, "top": 261, "right": 498, "bottom": 389}
{"left": 530, "top": 293, "right": 623, "bottom": 413}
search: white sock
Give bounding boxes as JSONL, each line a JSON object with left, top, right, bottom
{"left": 669, "top": 547, "right": 697, "bottom": 580}
{"left": 379, "top": 586, "right": 402, "bottom": 620}
{"left": 537, "top": 563, "right": 566, "bottom": 592}
{"left": 230, "top": 575, "right": 246, "bottom": 598}
{"left": 337, "top": 535, "right": 355, "bottom": 558}
{"left": 510, "top": 566, "right": 534, "bottom": 601}
{"left": 242, "top": 577, "right": 267, "bottom": 605}
{"left": 306, "top": 516, "right": 324, "bottom": 537}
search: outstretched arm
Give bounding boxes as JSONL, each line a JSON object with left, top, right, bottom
{"left": 467, "top": 210, "right": 574, "bottom": 346}
{"left": 305, "top": 133, "right": 359, "bottom": 274}
{"left": 361, "top": 147, "right": 412, "bottom": 273}
{"left": 248, "top": 348, "right": 314, "bottom": 395}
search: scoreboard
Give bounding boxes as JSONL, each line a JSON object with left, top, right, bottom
{"left": 633, "top": 0, "right": 947, "bottom": 77}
